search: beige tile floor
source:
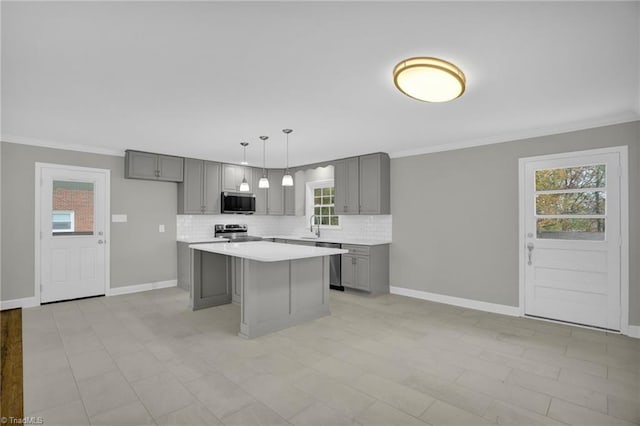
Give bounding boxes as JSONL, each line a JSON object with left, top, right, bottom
{"left": 22, "top": 287, "right": 640, "bottom": 426}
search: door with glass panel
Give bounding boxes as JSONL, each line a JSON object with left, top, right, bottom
{"left": 39, "top": 165, "right": 109, "bottom": 303}
{"left": 523, "top": 150, "right": 622, "bottom": 330}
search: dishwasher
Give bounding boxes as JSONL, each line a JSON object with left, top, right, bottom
{"left": 315, "top": 242, "right": 343, "bottom": 291}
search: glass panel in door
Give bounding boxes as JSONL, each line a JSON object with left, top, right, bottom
{"left": 534, "top": 164, "right": 606, "bottom": 241}
{"left": 51, "top": 180, "right": 94, "bottom": 236}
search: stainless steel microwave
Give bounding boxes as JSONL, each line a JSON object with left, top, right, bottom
{"left": 221, "top": 192, "right": 255, "bottom": 214}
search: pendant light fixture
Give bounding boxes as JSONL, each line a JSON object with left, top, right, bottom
{"left": 258, "top": 136, "right": 270, "bottom": 189}
{"left": 239, "top": 142, "right": 250, "bottom": 192}
{"left": 393, "top": 57, "right": 466, "bottom": 102}
{"left": 282, "top": 129, "right": 293, "bottom": 187}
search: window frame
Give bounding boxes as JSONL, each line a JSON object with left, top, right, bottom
{"left": 305, "top": 179, "right": 341, "bottom": 229}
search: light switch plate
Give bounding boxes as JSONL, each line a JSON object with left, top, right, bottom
{"left": 112, "top": 214, "right": 127, "bottom": 223}
{"left": 159, "top": 224, "right": 165, "bottom": 233}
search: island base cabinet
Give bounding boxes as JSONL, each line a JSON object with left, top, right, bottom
{"left": 239, "top": 257, "right": 330, "bottom": 339}
{"left": 190, "top": 250, "right": 232, "bottom": 310}
{"left": 231, "top": 257, "right": 241, "bottom": 304}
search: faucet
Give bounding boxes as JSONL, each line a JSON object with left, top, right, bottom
{"left": 309, "top": 215, "right": 320, "bottom": 237}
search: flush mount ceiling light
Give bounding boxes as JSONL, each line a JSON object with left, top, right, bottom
{"left": 239, "top": 142, "right": 250, "bottom": 192}
{"left": 393, "top": 57, "right": 466, "bottom": 102}
{"left": 282, "top": 129, "right": 294, "bottom": 187}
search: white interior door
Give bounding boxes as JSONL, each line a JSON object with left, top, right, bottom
{"left": 523, "top": 150, "right": 622, "bottom": 330}
{"left": 39, "top": 164, "right": 109, "bottom": 303}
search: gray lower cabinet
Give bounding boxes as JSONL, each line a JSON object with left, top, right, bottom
{"left": 177, "top": 242, "right": 191, "bottom": 290}
{"left": 125, "top": 150, "right": 184, "bottom": 182}
{"left": 222, "top": 163, "right": 252, "bottom": 192}
{"left": 190, "top": 250, "right": 232, "bottom": 310}
{"left": 334, "top": 157, "right": 360, "bottom": 214}
{"left": 178, "top": 159, "right": 221, "bottom": 214}
{"left": 252, "top": 167, "right": 268, "bottom": 215}
{"left": 285, "top": 239, "right": 316, "bottom": 246}
{"left": 341, "top": 244, "right": 389, "bottom": 294}
{"left": 267, "top": 169, "right": 284, "bottom": 215}
{"left": 177, "top": 240, "right": 221, "bottom": 290}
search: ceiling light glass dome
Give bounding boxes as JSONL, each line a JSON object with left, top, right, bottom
{"left": 393, "top": 57, "right": 466, "bottom": 102}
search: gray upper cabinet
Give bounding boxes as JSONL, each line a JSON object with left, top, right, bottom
{"left": 284, "top": 168, "right": 296, "bottom": 216}
{"left": 252, "top": 167, "right": 268, "bottom": 215}
{"left": 359, "top": 153, "right": 390, "bottom": 214}
{"left": 125, "top": 150, "right": 184, "bottom": 182}
{"left": 178, "top": 159, "right": 221, "bottom": 214}
{"left": 267, "top": 169, "right": 284, "bottom": 215}
{"left": 203, "top": 161, "right": 222, "bottom": 214}
{"left": 222, "top": 163, "right": 252, "bottom": 192}
{"left": 334, "top": 157, "right": 359, "bottom": 214}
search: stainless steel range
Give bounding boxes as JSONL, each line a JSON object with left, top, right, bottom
{"left": 214, "top": 224, "right": 263, "bottom": 242}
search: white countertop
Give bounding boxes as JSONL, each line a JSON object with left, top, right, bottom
{"left": 178, "top": 237, "right": 229, "bottom": 243}
{"left": 189, "top": 241, "right": 348, "bottom": 262}
{"left": 260, "top": 235, "right": 392, "bottom": 246}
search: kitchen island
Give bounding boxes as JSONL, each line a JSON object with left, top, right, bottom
{"left": 189, "top": 241, "right": 347, "bottom": 338}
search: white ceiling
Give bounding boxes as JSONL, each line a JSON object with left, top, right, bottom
{"left": 2, "top": 1, "right": 639, "bottom": 167}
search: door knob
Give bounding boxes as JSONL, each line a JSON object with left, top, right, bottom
{"left": 98, "top": 240, "right": 104, "bottom": 244}
{"left": 526, "top": 243, "right": 534, "bottom": 265}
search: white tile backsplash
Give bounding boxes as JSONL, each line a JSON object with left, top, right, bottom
{"left": 177, "top": 214, "right": 392, "bottom": 242}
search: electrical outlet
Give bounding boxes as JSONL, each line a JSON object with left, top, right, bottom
{"left": 159, "top": 224, "right": 165, "bottom": 233}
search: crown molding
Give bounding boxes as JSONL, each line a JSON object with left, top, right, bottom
{"left": 389, "top": 112, "right": 640, "bottom": 159}
{"left": 1, "top": 134, "right": 125, "bottom": 157}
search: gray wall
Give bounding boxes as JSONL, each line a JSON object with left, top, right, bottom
{"left": 1, "top": 142, "right": 178, "bottom": 300}
{"left": 390, "top": 121, "right": 640, "bottom": 326}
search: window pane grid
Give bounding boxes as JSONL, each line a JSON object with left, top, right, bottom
{"left": 534, "top": 165, "right": 606, "bottom": 241}
{"left": 312, "top": 185, "right": 339, "bottom": 227}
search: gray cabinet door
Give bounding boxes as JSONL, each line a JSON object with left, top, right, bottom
{"left": 267, "top": 169, "right": 284, "bottom": 215}
{"left": 125, "top": 151, "right": 158, "bottom": 180}
{"left": 359, "top": 153, "right": 390, "bottom": 214}
{"left": 203, "top": 161, "right": 221, "bottom": 214}
{"left": 222, "top": 164, "right": 239, "bottom": 191}
{"left": 341, "top": 254, "right": 356, "bottom": 288}
{"left": 354, "top": 256, "right": 371, "bottom": 291}
{"left": 178, "top": 158, "right": 204, "bottom": 214}
{"left": 334, "top": 157, "right": 359, "bottom": 214}
{"left": 252, "top": 167, "right": 268, "bottom": 215}
{"left": 125, "top": 150, "right": 184, "bottom": 182}
{"left": 157, "top": 155, "right": 184, "bottom": 182}
{"left": 222, "top": 164, "right": 251, "bottom": 192}
{"left": 284, "top": 168, "right": 295, "bottom": 215}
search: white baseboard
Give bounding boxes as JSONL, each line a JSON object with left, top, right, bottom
{"left": 0, "top": 280, "right": 178, "bottom": 309}
{"left": 0, "top": 296, "right": 40, "bottom": 310}
{"left": 107, "top": 279, "right": 178, "bottom": 296}
{"left": 390, "top": 286, "right": 520, "bottom": 317}
{"left": 627, "top": 325, "right": 640, "bottom": 339}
